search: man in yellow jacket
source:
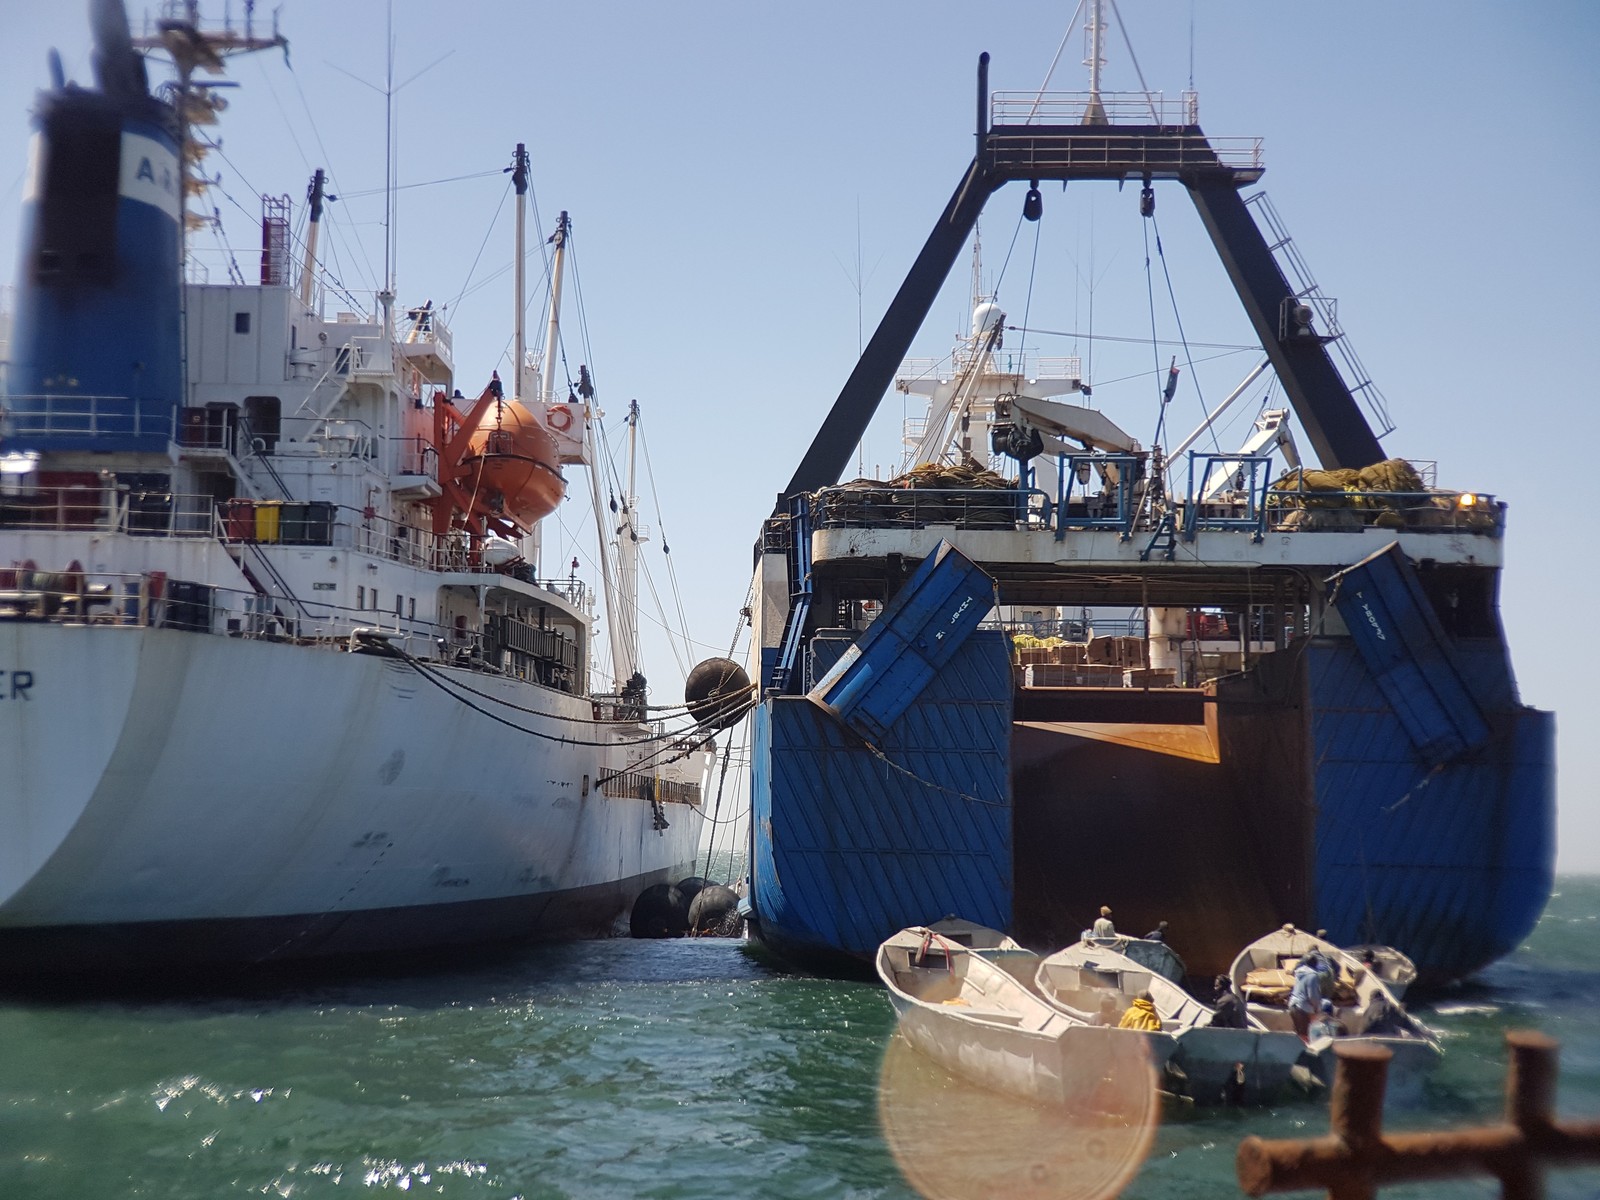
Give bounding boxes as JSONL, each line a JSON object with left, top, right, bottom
{"left": 1117, "top": 992, "right": 1163, "bottom": 1031}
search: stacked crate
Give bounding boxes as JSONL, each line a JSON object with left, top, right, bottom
{"left": 1016, "top": 633, "right": 1180, "bottom": 688}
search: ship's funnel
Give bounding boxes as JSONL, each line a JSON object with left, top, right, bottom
{"left": 4, "top": 0, "right": 180, "bottom": 452}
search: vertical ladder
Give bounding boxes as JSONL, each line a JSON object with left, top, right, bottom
{"left": 768, "top": 494, "right": 813, "bottom": 694}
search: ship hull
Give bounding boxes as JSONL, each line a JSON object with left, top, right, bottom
{"left": 749, "top": 626, "right": 1553, "bottom": 986}
{"left": 0, "top": 873, "right": 667, "bottom": 974}
{"left": 0, "top": 622, "right": 702, "bottom": 975}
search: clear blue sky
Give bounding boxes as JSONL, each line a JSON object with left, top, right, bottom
{"left": 4, "top": 2, "right": 1597, "bottom": 870}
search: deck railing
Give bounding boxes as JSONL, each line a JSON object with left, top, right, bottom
{"left": 807, "top": 469, "right": 1504, "bottom": 541}
{"left": 991, "top": 89, "right": 1201, "bottom": 128}
{"left": 1, "top": 394, "right": 176, "bottom": 442}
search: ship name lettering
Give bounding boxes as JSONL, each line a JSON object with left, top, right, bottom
{"left": 0, "top": 670, "right": 34, "bottom": 700}
{"left": 1361, "top": 603, "right": 1386, "bottom": 641}
{"left": 948, "top": 596, "right": 973, "bottom": 625}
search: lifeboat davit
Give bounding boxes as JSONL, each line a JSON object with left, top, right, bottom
{"left": 455, "top": 400, "right": 564, "bottom": 531}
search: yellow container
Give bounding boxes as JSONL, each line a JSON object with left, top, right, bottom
{"left": 254, "top": 500, "right": 282, "bottom": 544}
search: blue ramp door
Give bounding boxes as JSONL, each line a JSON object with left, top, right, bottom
{"left": 1328, "top": 542, "right": 1490, "bottom": 764}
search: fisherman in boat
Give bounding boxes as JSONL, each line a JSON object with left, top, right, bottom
{"left": 1143, "top": 920, "right": 1169, "bottom": 942}
{"left": 1288, "top": 953, "right": 1325, "bottom": 1041}
{"left": 1307, "top": 999, "right": 1345, "bottom": 1041}
{"left": 1117, "top": 991, "right": 1162, "bottom": 1031}
{"left": 1093, "top": 995, "right": 1121, "bottom": 1027}
{"left": 1210, "top": 977, "right": 1247, "bottom": 1029}
{"left": 1091, "top": 906, "right": 1116, "bottom": 938}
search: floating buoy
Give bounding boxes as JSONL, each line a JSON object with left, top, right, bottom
{"left": 685, "top": 658, "right": 752, "bottom": 730}
{"left": 629, "top": 883, "right": 688, "bottom": 938}
{"left": 687, "top": 883, "right": 742, "bottom": 937}
{"left": 674, "top": 876, "right": 710, "bottom": 905}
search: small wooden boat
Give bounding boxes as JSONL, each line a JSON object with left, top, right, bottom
{"left": 1345, "top": 943, "right": 1418, "bottom": 1000}
{"left": 1230, "top": 925, "right": 1441, "bottom": 1088}
{"left": 924, "top": 916, "right": 1039, "bottom": 987}
{"left": 1078, "top": 932, "right": 1186, "bottom": 983}
{"left": 1036, "top": 942, "right": 1303, "bottom": 1103}
{"left": 876, "top": 925, "right": 1156, "bottom": 1108}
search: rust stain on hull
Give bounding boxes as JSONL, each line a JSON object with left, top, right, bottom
{"left": 1015, "top": 720, "right": 1220, "bottom": 763}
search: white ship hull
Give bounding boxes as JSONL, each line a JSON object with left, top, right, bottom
{"left": 0, "top": 621, "right": 704, "bottom": 971}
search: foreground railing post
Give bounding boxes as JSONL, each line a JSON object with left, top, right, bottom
{"left": 1237, "top": 1032, "right": 1600, "bottom": 1199}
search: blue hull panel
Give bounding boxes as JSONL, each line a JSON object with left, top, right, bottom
{"left": 1330, "top": 543, "right": 1490, "bottom": 763}
{"left": 751, "top": 630, "right": 1013, "bottom": 966}
{"left": 1308, "top": 639, "right": 1555, "bottom": 980}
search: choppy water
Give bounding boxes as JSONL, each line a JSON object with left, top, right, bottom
{"left": 3, "top": 879, "right": 1599, "bottom": 1199}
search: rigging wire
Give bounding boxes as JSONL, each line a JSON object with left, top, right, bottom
{"left": 445, "top": 177, "right": 513, "bottom": 318}
{"left": 250, "top": 55, "right": 317, "bottom": 182}
{"left": 1140, "top": 213, "right": 1168, "bottom": 451}
{"left": 635, "top": 552, "right": 689, "bottom": 679}
{"left": 1150, "top": 209, "right": 1218, "bottom": 455}
{"left": 698, "top": 732, "right": 741, "bottom": 881}
{"left": 1016, "top": 214, "right": 1043, "bottom": 359}
{"left": 703, "top": 717, "right": 754, "bottom": 877}
{"left": 336, "top": 168, "right": 503, "bottom": 199}
{"left": 410, "top": 632, "right": 723, "bottom": 725}
{"left": 860, "top": 740, "right": 1009, "bottom": 808}
{"left": 1008, "top": 325, "right": 1255, "bottom": 351}
{"left": 284, "top": 60, "right": 380, "bottom": 292}
{"left": 389, "top": 643, "right": 731, "bottom": 747}
{"left": 992, "top": 204, "right": 1029, "bottom": 300}
{"left": 201, "top": 137, "right": 367, "bottom": 312}
{"left": 1091, "top": 347, "right": 1255, "bottom": 389}
{"left": 638, "top": 419, "right": 697, "bottom": 670}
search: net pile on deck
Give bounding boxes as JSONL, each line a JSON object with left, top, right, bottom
{"left": 818, "top": 459, "right": 1019, "bottom": 527}
{"left": 1271, "top": 458, "right": 1425, "bottom": 530}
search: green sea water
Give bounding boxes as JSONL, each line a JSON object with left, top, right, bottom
{"left": 3, "top": 879, "right": 1598, "bottom": 1199}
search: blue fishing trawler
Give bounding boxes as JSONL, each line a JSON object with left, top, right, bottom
{"left": 742, "top": 15, "right": 1553, "bottom": 986}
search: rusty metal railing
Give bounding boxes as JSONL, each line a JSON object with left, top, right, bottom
{"left": 1238, "top": 1032, "right": 1600, "bottom": 1199}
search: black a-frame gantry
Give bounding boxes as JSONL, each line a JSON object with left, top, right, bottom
{"left": 782, "top": 54, "right": 1385, "bottom": 501}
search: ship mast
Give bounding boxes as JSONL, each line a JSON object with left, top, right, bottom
{"left": 613, "top": 400, "right": 642, "bottom": 688}
{"left": 1083, "top": 0, "right": 1108, "bottom": 125}
{"left": 539, "top": 213, "right": 627, "bottom": 693}
{"left": 538, "top": 213, "right": 568, "bottom": 409}
{"left": 511, "top": 144, "right": 529, "bottom": 400}
{"left": 297, "top": 167, "right": 325, "bottom": 310}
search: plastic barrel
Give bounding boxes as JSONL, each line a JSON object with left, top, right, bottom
{"left": 222, "top": 498, "right": 255, "bottom": 541}
{"left": 279, "top": 501, "right": 308, "bottom": 545}
{"left": 254, "top": 500, "right": 281, "bottom": 544}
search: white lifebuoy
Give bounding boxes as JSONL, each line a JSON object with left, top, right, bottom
{"left": 547, "top": 404, "right": 574, "bottom": 432}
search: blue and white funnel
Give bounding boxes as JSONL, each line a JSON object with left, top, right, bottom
{"left": 5, "top": 0, "right": 182, "bottom": 452}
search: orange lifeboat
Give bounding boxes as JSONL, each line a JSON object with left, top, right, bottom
{"left": 458, "top": 400, "right": 564, "bottom": 530}
{"left": 431, "top": 377, "right": 566, "bottom": 539}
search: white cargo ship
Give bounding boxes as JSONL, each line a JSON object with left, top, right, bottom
{"left": 0, "top": 1, "right": 715, "bottom": 973}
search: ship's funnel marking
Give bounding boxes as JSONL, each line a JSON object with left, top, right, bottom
{"left": 21, "top": 135, "right": 44, "bottom": 203}
{"left": 117, "top": 132, "right": 181, "bottom": 220}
